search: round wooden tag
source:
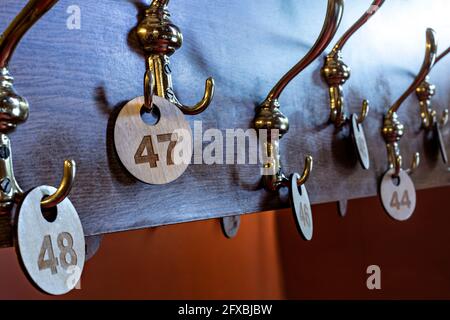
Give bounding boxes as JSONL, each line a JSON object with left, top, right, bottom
{"left": 351, "top": 113, "right": 370, "bottom": 170}
{"left": 221, "top": 216, "right": 241, "bottom": 239}
{"left": 338, "top": 199, "right": 348, "bottom": 217}
{"left": 380, "top": 169, "right": 416, "bottom": 221}
{"left": 289, "top": 173, "right": 313, "bottom": 241}
{"left": 114, "top": 96, "right": 192, "bottom": 184}
{"left": 16, "top": 186, "right": 85, "bottom": 295}
{"left": 435, "top": 124, "right": 448, "bottom": 164}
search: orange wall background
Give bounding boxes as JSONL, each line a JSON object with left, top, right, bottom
{"left": 0, "top": 186, "right": 449, "bottom": 299}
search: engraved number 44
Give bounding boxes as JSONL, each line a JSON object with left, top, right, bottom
{"left": 390, "top": 190, "right": 411, "bottom": 210}
{"left": 135, "top": 133, "right": 179, "bottom": 168}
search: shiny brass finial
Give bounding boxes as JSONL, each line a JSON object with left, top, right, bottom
{"left": 136, "top": 0, "right": 215, "bottom": 116}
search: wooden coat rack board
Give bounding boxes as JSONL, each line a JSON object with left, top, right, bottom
{"left": 0, "top": 0, "right": 449, "bottom": 248}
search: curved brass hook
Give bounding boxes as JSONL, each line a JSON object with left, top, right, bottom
{"left": 295, "top": 156, "right": 313, "bottom": 186}
{"left": 0, "top": 1, "right": 76, "bottom": 210}
{"left": 331, "top": 0, "right": 385, "bottom": 55}
{"left": 322, "top": 0, "right": 384, "bottom": 127}
{"left": 358, "top": 100, "right": 370, "bottom": 124}
{"left": 255, "top": 0, "right": 343, "bottom": 193}
{"left": 143, "top": 68, "right": 154, "bottom": 110}
{"left": 382, "top": 29, "right": 434, "bottom": 176}
{"left": 0, "top": 0, "right": 59, "bottom": 68}
{"left": 393, "top": 153, "right": 420, "bottom": 177}
{"left": 264, "top": 0, "right": 344, "bottom": 103}
{"left": 415, "top": 45, "right": 450, "bottom": 130}
{"left": 405, "top": 152, "right": 420, "bottom": 175}
{"left": 170, "top": 77, "right": 215, "bottom": 115}
{"left": 41, "top": 160, "right": 76, "bottom": 209}
{"left": 0, "top": 0, "right": 59, "bottom": 132}
{"left": 382, "top": 112, "right": 421, "bottom": 177}
{"left": 393, "top": 155, "right": 402, "bottom": 177}
{"left": 138, "top": 0, "right": 215, "bottom": 116}
{"left": 387, "top": 28, "right": 437, "bottom": 118}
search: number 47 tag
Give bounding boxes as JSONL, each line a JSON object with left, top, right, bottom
{"left": 114, "top": 96, "right": 193, "bottom": 185}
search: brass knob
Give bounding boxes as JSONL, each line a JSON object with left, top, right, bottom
{"left": 0, "top": 68, "right": 29, "bottom": 132}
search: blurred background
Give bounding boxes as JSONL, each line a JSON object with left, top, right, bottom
{"left": 1, "top": 187, "right": 449, "bottom": 299}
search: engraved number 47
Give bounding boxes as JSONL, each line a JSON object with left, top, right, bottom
{"left": 135, "top": 133, "right": 179, "bottom": 168}
{"left": 390, "top": 190, "right": 411, "bottom": 210}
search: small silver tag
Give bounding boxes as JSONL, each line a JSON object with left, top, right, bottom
{"left": 351, "top": 113, "right": 370, "bottom": 170}
{"left": 289, "top": 173, "right": 313, "bottom": 241}
{"left": 221, "top": 216, "right": 241, "bottom": 239}
{"left": 17, "top": 186, "right": 85, "bottom": 295}
{"left": 380, "top": 169, "right": 416, "bottom": 221}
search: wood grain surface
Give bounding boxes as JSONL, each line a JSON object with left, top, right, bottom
{"left": 0, "top": 0, "right": 448, "bottom": 237}
{"left": 0, "top": 214, "right": 12, "bottom": 248}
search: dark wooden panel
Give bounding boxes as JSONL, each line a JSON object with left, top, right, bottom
{"left": 0, "top": 214, "right": 12, "bottom": 248}
{"left": 0, "top": 0, "right": 449, "bottom": 237}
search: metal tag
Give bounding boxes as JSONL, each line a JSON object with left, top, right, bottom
{"left": 289, "top": 173, "right": 313, "bottom": 241}
{"left": 16, "top": 186, "right": 85, "bottom": 295}
{"left": 435, "top": 124, "right": 448, "bottom": 164}
{"left": 338, "top": 199, "right": 348, "bottom": 217}
{"left": 221, "top": 216, "right": 241, "bottom": 239}
{"left": 380, "top": 169, "right": 416, "bottom": 221}
{"left": 351, "top": 113, "right": 370, "bottom": 170}
{"left": 114, "top": 96, "right": 192, "bottom": 184}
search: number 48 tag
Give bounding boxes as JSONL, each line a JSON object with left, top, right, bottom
{"left": 380, "top": 169, "right": 416, "bottom": 221}
{"left": 289, "top": 173, "right": 313, "bottom": 241}
{"left": 17, "top": 186, "right": 85, "bottom": 295}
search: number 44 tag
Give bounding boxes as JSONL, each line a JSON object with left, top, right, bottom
{"left": 380, "top": 168, "right": 416, "bottom": 221}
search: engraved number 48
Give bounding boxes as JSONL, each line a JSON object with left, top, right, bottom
{"left": 38, "top": 232, "right": 77, "bottom": 275}
{"left": 390, "top": 190, "right": 411, "bottom": 210}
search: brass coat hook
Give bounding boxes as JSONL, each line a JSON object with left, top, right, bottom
{"left": 415, "top": 45, "right": 450, "bottom": 163}
{"left": 0, "top": 1, "right": 85, "bottom": 296}
{"left": 115, "top": 0, "right": 213, "bottom": 185}
{"left": 382, "top": 28, "right": 437, "bottom": 177}
{"left": 0, "top": 0, "right": 59, "bottom": 132}
{"left": 254, "top": 0, "right": 344, "bottom": 240}
{"left": 0, "top": 0, "right": 59, "bottom": 69}
{"left": 136, "top": 0, "right": 215, "bottom": 115}
{"left": 0, "top": 0, "right": 75, "bottom": 211}
{"left": 321, "top": 0, "right": 385, "bottom": 170}
{"left": 379, "top": 28, "right": 437, "bottom": 221}
{"left": 322, "top": 0, "right": 384, "bottom": 127}
{"left": 40, "top": 160, "right": 76, "bottom": 209}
